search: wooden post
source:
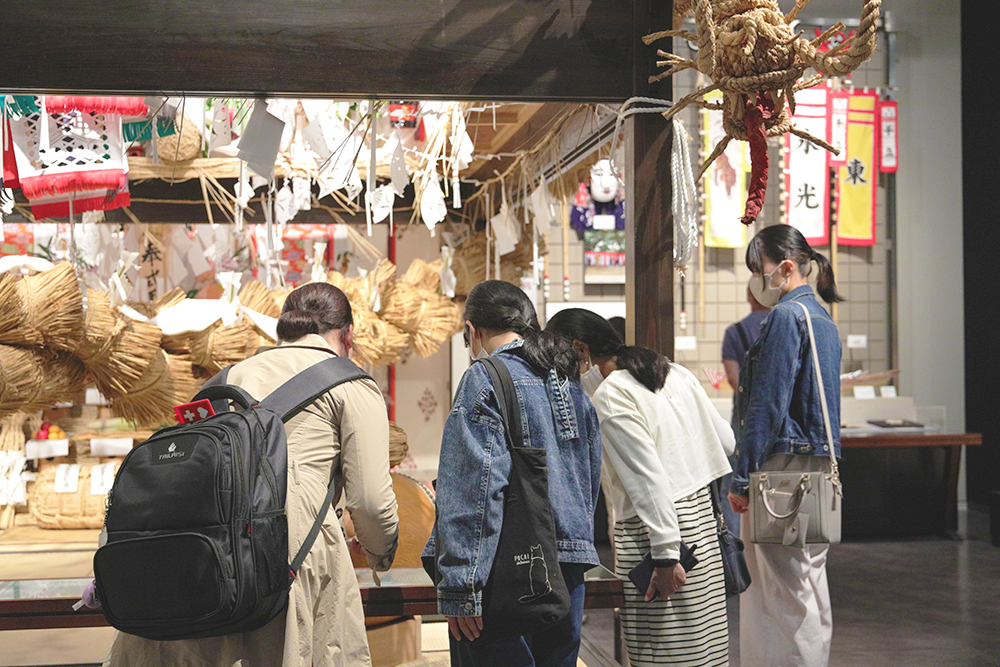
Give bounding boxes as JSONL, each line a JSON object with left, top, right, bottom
{"left": 625, "top": 0, "right": 674, "bottom": 353}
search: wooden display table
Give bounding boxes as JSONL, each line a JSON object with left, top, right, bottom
{"left": 840, "top": 430, "right": 982, "bottom": 537}
{"left": 0, "top": 567, "right": 623, "bottom": 632}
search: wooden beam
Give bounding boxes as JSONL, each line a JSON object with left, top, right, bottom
{"left": 0, "top": 1, "right": 632, "bottom": 101}
{"left": 625, "top": 0, "right": 673, "bottom": 355}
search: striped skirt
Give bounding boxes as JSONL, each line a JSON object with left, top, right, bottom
{"left": 614, "top": 486, "right": 729, "bottom": 667}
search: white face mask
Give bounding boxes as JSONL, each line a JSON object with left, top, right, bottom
{"left": 580, "top": 359, "right": 605, "bottom": 397}
{"left": 748, "top": 263, "right": 788, "bottom": 308}
{"left": 468, "top": 330, "right": 490, "bottom": 362}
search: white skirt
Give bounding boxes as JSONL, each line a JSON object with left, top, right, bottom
{"left": 614, "top": 486, "right": 729, "bottom": 667}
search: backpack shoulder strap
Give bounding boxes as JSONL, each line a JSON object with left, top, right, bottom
{"left": 479, "top": 356, "right": 524, "bottom": 450}
{"left": 198, "top": 365, "right": 236, "bottom": 415}
{"left": 260, "top": 356, "right": 372, "bottom": 423}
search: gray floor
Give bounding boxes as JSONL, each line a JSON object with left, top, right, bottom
{"left": 584, "top": 509, "right": 1000, "bottom": 667}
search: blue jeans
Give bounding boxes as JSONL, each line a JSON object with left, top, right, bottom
{"left": 449, "top": 564, "right": 588, "bottom": 667}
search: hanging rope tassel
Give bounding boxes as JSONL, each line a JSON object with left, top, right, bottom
{"left": 741, "top": 93, "right": 772, "bottom": 226}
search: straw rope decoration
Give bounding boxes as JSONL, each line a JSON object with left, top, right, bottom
{"left": 0, "top": 263, "right": 84, "bottom": 351}
{"left": 1, "top": 346, "right": 47, "bottom": 418}
{"left": 382, "top": 259, "right": 463, "bottom": 359}
{"left": 189, "top": 317, "right": 263, "bottom": 375}
{"left": 239, "top": 280, "right": 281, "bottom": 318}
{"left": 127, "top": 286, "right": 187, "bottom": 319}
{"left": 645, "top": 0, "right": 881, "bottom": 224}
{"left": 39, "top": 351, "right": 90, "bottom": 407}
{"left": 110, "top": 350, "right": 202, "bottom": 427}
{"left": 0, "top": 413, "right": 27, "bottom": 454}
{"left": 72, "top": 290, "right": 163, "bottom": 400}
{"left": 270, "top": 287, "right": 291, "bottom": 311}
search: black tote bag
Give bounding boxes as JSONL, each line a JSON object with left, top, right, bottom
{"left": 710, "top": 481, "right": 752, "bottom": 598}
{"left": 426, "top": 355, "right": 571, "bottom": 641}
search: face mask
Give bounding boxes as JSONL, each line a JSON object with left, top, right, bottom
{"left": 580, "top": 360, "right": 605, "bottom": 397}
{"left": 468, "top": 333, "right": 490, "bottom": 362}
{"left": 748, "top": 263, "right": 788, "bottom": 308}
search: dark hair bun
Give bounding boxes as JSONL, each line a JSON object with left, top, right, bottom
{"left": 275, "top": 283, "right": 353, "bottom": 342}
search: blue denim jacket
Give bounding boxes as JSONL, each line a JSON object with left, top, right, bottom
{"left": 423, "top": 340, "right": 603, "bottom": 616}
{"left": 731, "top": 286, "right": 842, "bottom": 496}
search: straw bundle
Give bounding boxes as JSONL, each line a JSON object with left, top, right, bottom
{"left": 410, "top": 295, "right": 463, "bottom": 358}
{"left": 74, "top": 290, "right": 163, "bottom": 400}
{"left": 0, "top": 272, "right": 29, "bottom": 345}
{"left": 189, "top": 317, "right": 263, "bottom": 374}
{"left": 30, "top": 461, "right": 121, "bottom": 529}
{"left": 0, "top": 263, "right": 84, "bottom": 351}
{"left": 239, "top": 281, "right": 281, "bottom": 318}
{"left": 400, "top": 258, "right": 443, "bottom": 292}
{"left": 0, "top": 413, "right": 27, "bottom": 453}
{"left": 377, "top": 320, "right": 412, "bottom": 366}
{"left": 127, "top": 286, "right": 187, "bottom": 319}
{"left": 40, "top": 352, "right": 89, "bottom": 406}
{"left": 271, "top": 288, "right": 291, "bottom": 311}
{"left": 452, "top": 232, "right": 546, "bottom": 297}
{"left": 388, "top": 421, "right": 409, "bottom": 469}
{"left": 111, "top": 351, "right": 203, "bottom": 427}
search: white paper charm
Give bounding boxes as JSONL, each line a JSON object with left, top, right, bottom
{"left": 370, "top": 185, "right": 395, "bottom": 224}
{"left": 292, "top": 176, "right": 312, "bottom": 212}
{"left": 390, "top": 133, "right": 410, "bottom": 196}
{"left": 420, "top": 178, "right": 448, "bottom": 231}
{"left": 89, "top": 438, "right": 134, "bottom": 457}
{"left": 25, "top": 438, "right": 70, "bottom": 460}
{"left": 275, "top": 180, "right": 296, "bottom": 225}
{"left": 440, "top": 245, "right": 457, "bottom": 298}
{"left": 237, "top": 100, "right": 286, "bottom": 178}
{"left": 490, "top": 202, "right": 519, "bottom": 256}
{"left": 54, "top": 464, "right": 81, "bottom": 494}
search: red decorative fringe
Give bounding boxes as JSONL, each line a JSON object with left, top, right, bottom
{"left": 740, "top": 93, "right": 774, "bottom": 226}
{"left": 29, "top": 190, "right": 131, "bottom": 219}
{"left": 2, "top": 122, "right": 20, "bottom": 189}
{"left": 19, "top": 169, "right": 128, "bottom": 200}
{"left": 44, "top": 96, "right": 149, "bottom": 117}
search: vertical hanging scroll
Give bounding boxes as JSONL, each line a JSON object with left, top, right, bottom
{"left": 879, "top": 100, "right": 899, "bottom": 173}
{"left": 836, "top": 90, "right": 878, "bottom": 247}
{"left": 784, "top": 85, "right": 831, "bottom": 245}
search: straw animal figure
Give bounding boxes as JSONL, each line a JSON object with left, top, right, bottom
{"left": 645, "top": 0, "right": 881, "bottom": 224}
{"left": 0, "top": 263, "right": 84, "bottom": 351}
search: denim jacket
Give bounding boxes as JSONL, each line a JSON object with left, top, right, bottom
{"left": 423, "top": 339, "right": 603, "bottom": 616}
{"left": 731, "top": 286, "right": 842, "bottom": 496}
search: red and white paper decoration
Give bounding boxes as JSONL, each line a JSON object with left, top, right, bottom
{"left": 879, "top": 100, "right": 898, "bottom": 173}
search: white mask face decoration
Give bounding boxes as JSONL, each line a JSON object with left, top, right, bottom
{"left": 580, "top": 358, "right": 605, "bottom": 397}
{"left": 589, "top": 159, "right": 619, "bottom": 204}
{"left": 748, "top": 262, "right": 788, "bottom": 308}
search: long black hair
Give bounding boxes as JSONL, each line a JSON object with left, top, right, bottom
{"left": 276, "top": 282, "right": 353, "bottom": 341}
{"left": 746, "top": 225, "right": 844, "bottom": 304}
{"left": 545, "top": 308, "right": 669, "bottom": 393}
{"left": 464, "top": 280, "right": 579, "bottom": 380}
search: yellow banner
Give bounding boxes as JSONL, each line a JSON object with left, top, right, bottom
{"left": 702, "top": 90, "right": 749, "bottom": 248}
{"left": 836, "top": 92, "right": 878, "bottom": 246}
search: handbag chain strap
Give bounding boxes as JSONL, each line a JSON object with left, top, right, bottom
{"left": 793, "top": 301, "right": 841, "bottom": 490}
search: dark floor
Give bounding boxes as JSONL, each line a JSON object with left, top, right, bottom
{"left": 583, "top": 509, "right": 1000, "bottom": 667}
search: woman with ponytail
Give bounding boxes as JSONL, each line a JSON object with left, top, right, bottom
{"left": 424, "top": 281, "right": 602, "bottom": 666}
{"left": 730, "top": 225, "right": 843, "bottom": 667}
{"left": 546, "top": 309, "right": 735, "bottom": 667}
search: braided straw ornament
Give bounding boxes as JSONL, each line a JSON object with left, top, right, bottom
{"left": 645, "top": 0, "right": 881, "bottom": 223}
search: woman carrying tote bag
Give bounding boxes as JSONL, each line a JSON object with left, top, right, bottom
{"left": 727, "top": 225, "right": 844, "bottom": 667}
{"left": 424, "top": 281, "right": 603, "bottom": 667}
{"left": 547, "top": 309, "right": 735, "bottom": 667}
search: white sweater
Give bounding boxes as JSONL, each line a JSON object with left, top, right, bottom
{"left": 590, "top": 364, "right": 735, "bottom": 561}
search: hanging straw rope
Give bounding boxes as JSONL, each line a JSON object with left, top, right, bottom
{"left": 239, "top": 281, "right": 281, "bottom": 318}
{"left": 645, "top": 0, "right": 881, "bottom": 224}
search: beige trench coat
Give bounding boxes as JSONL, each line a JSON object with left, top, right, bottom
{"left": 104, "top": 334, "right": 399, "bottom": 667}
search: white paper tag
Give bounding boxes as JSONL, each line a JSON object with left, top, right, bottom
{"left": 879, "top": 385, "right": 898, "bottom": 398}
{"left": 26, "top": 438, "right": 70, "bottom": 460}
{"left": 90, "top": 463, "right": 116, "bottom": 496}
{"left": 675, "top": 336, "right": 698, "bottom": 351}
{"left": 89, "top": 438, "right": 134, "bottom": 457}
{"left": 853, "top": 385, "right": 877, "bottom": 400}
{"left": 54, "top": 464, "right": 81, "bottom": 494}
{"left": 592, "top": 214, "right": 616, "bottom": 231}
{"left": 237, "top": 100, "right": 287, "bottom": 178}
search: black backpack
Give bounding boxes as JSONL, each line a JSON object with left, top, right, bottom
{"left": 93, "top": 356, "right": 369, "bottom": 641}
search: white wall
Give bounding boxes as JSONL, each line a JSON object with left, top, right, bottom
{"left": 893, "top": 1, "right": 964, "bottom": 434}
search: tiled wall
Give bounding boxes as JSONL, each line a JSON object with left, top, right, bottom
{"left": 669, "top": 35, "right": 894, "bottom": 398}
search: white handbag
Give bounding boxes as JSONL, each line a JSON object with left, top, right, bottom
{"left": 748, "top": 301, "right": 843, "bottom": 547}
